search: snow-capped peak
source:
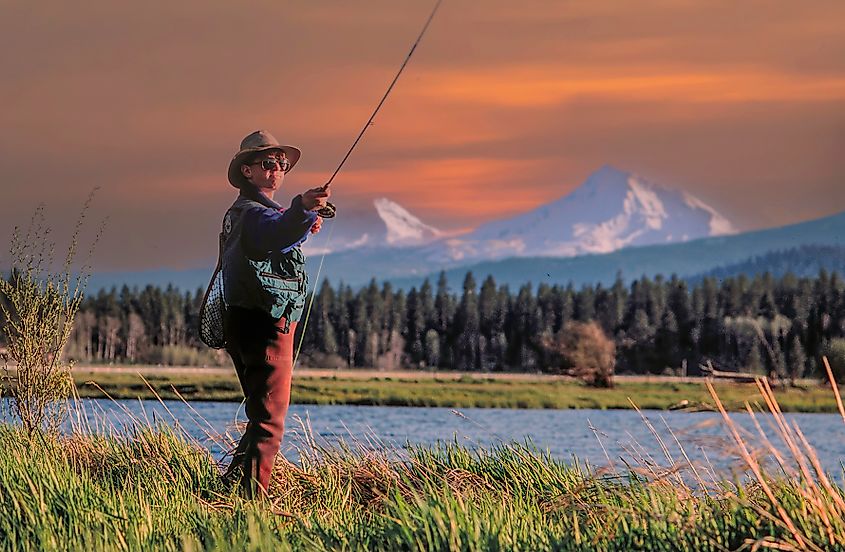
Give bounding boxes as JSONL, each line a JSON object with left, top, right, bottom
{"left": 682, "top": 192, "right": 738, "bottom": 235}
{"left": 435, "top": 165, "right": 736, "bottom": 261}
{"left": 626, "top": 177, "right": 668, "bottom": 230}
{"left": 373, "top": 198, "right": 442, "bottom": 247}
{"left": 305, "top": 166, "right": 735, "bottom": 266}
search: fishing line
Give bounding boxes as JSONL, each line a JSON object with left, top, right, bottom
{"left": 293, "top": 220, "right": 335, "bottom": 368}
{"left": 293, "top": 0, "right": 444, "bottom": 367}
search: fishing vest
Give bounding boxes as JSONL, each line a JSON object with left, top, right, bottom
{"left": 221, "top": 194, "right": 308, "bottom": 333}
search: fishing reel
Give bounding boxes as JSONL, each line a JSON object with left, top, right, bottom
{"left": 317, "top": 201, "right": 337, "bottom": 219}
{"left": 315, "top": 182, "right": 336, "bottom": 218}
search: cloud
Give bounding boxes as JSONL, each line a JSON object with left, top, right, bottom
{"left": 408, "top": 66, "right": 845, "bottom": 107}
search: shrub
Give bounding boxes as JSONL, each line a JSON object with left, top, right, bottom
{"left": 0, "top": 192, "right": 102, "bottom": 434}
{"left": 822, "top": 338, "right": 845, "bottom": 382}
{"left": 540, "top": 321, "right": 616, "bottom": 387}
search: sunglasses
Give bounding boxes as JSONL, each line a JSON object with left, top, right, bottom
{"left": 250, "top": 157, "right": 292, "bottom": 172}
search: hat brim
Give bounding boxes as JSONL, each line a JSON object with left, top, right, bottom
{"left": 227, "top": 144, "right": 302, "bottom": 188}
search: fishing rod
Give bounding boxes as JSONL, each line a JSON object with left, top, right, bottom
{"left": 293, "top": 0, "right": 445, "bottom": 366}
{"left": 314, "top": 0, "right": 444, "bottom": 219}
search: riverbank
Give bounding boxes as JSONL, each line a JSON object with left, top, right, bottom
{"left": 3, "top": 376, "right": 845, "bottom": 550}
{"left": 3, "top": 380, "right": 845, "bottom": 551}
{"left": 68, "top": 367, "right": 844, "bottom": 412}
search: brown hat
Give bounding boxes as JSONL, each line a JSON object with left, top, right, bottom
{"left": 227, "top": 130, "right": 302, "bottom": 188}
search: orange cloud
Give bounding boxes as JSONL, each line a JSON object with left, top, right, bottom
{"left": 298, "top": 156, "right": 561, "bottom": 222}
{"left": 410, "top": 66, "right": 845, "bottom": 107}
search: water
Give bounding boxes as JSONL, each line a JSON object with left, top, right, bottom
{"left": 58, "top": 399, "right": 845, "bottom": 480}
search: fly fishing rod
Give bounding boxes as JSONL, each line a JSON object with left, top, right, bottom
{"left": 294, "top": 0, "right": 445, "bottom": 366}
{"left": 314, "top": 0, "right": 444, "bottom": 219}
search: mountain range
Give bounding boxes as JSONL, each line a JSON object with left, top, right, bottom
{"left": 305, "top": 165, "right": 735, "bottom": 261}
{"left": 389, "top": 211, "right": 845, "bottom": 291}
{"left": 85, "top": 166, "right": 845, "bottom": 292}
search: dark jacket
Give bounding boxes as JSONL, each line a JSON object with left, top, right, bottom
{"left": 221, "top": 188, "right": 317, "bottom": 332}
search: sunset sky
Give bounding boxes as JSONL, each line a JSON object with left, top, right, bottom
{"left": 1, "top": 0, "right": 843, "bottom": 272}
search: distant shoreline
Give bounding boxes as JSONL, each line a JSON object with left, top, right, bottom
{"left": 70, "top": 364, "right": 713, "bottom": 383}
{"left": 62, "top": 366, "right": 842, "bottom": 413}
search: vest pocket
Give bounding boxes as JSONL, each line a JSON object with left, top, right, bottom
{"left": 256, "top": 271, "right": 306, "bottom": 323}
{"left": 259, "top": 272, "right": 302, "bottom": 287}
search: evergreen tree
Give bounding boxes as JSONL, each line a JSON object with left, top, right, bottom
{"left": 418, "top": 278, "right": 435, "bottom": 330}
{"left": 405, "top": 287, "right": 425, "bottom": 364}
{"left": 350, "top": 292, "right": 368, "bottom": 367}
{"left": 478, "top": 275, "right": 504, "bottom": 370}
{"left": 423, "top": 329, "right": 440, "bottom": 368}
{"left": 454, "top": 272, "right": 480, "bottom": 371}
{"left": 574, "top": 285, "right": 595, "bottom": 321}
{"left": 314, "top": 280, "right": 338, "bottom": 356}
{"left": 509, "top": 284, "right": 536, "bottom": 369}
{"left": 433, "top": 272, "right": 456, "bottom": 368}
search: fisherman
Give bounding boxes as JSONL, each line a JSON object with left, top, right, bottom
{"left": 220, "top": 130, "right": 329, "bottom": 497}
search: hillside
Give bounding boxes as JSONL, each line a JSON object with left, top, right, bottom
{"left": 388, "top": 210, "right": 845, "bottom": 290}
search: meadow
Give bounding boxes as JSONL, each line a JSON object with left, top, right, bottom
{"left": 68, "top": 368, "right": 845, "bottom": 413}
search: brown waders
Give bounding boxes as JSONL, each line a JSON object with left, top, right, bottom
{"left": 223, "top": 305, "right": 296, "bottom": 497}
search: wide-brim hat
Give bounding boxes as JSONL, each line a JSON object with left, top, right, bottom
{"left": 227, "top": 130, "right": 302, "bottom": 188}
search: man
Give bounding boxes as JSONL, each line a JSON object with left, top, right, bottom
{"left": 221, "top": 130, "right": 329, "bottom": 497}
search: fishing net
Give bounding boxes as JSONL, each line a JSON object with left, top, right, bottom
{"left": 199, "top": 232, "right": 227, "bottom": 349}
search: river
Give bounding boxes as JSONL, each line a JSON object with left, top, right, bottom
{"left": 57, "top": 399, "right": 845, "bottom": 481}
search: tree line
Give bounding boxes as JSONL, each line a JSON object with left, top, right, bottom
{"left": 296, "top": 270, "right": 845, "bottom": 379}
{"left": 694, "top": 245, "right": 845, "bottom": 283}
{"left": 3, "top": 270, "right": 844, "bottom": 378}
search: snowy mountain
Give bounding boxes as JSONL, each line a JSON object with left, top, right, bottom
{"left": 388, "top": 210, "right": 845, "bottom": 291}
{"left": 306, "top": 165, "right": 734, "bottom": 262}
{"left": 302, "top": 197, "right": 442, "bottom": 254}
{"left": 432, "top": 165, "right": 736, "bottom": 262}
{"left": 295, "top": 165, "right": 742, "bottom": 285}
{"left": 373, "top": 198, "right": 442, "bottom": 246}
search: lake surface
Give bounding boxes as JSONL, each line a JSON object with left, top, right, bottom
{"left": 55, "top": 399, "right": 845, "bottom": 481}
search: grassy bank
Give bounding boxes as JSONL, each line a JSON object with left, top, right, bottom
{"left": 2, "top": 380, "right": 845, "bottom": 551}
{"left": 69, "top": 369, "right": 845, "bottom": 412}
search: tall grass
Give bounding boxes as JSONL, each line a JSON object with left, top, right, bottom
{"left": 2, "top": 368, "right": 845, "bottom": 551}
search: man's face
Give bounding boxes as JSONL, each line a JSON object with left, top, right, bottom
{"left": 241, "top": 151, "right": 289, "bottom": 192}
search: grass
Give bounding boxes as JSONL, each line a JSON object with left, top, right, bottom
{"left": 65, "top": 369, "right": 845, "bottom": 412}
{"left": 2, "top": 376, "right": 845, "bottom": 551}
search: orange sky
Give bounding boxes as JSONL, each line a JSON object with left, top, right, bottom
{"left": 1, "top": 0, "right": 844, "bottom": 271}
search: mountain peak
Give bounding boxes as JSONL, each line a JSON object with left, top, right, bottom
{"left": 573, "top": 166, "right": 736, "bottom": 235}
{"left": 373, "top": 198, "right": 441, "bottom": 247}
{"left": 588, "top": 164, "right": 631, "bottom": 183}
{"left": 306, "top": 167, "right": 735, "bottom": 263}
{"left": 448, "top": 166, "right": 736, "bottom": 260}
{"left": 572, "top": 166, "right": 647, "bottom": 203}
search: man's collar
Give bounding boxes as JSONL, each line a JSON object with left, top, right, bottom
{"left": 239, "top": 184, "right": 282, "bottom": 210}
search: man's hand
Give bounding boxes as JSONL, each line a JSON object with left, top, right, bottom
{"left": 310, "top": 216, "right": 323, "bottom": 234}
{"left": 301, "top": 186, "right": 331, "bottom": 211}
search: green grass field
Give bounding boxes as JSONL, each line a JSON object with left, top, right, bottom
{"left": 70, "top": 369, "right": 845, "bottom": 412}
{"left": 2, "top": 406, "right": 844, "bottom": 551}
{"left": 2, "top": 371, "right": 844, "bottom": 550}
